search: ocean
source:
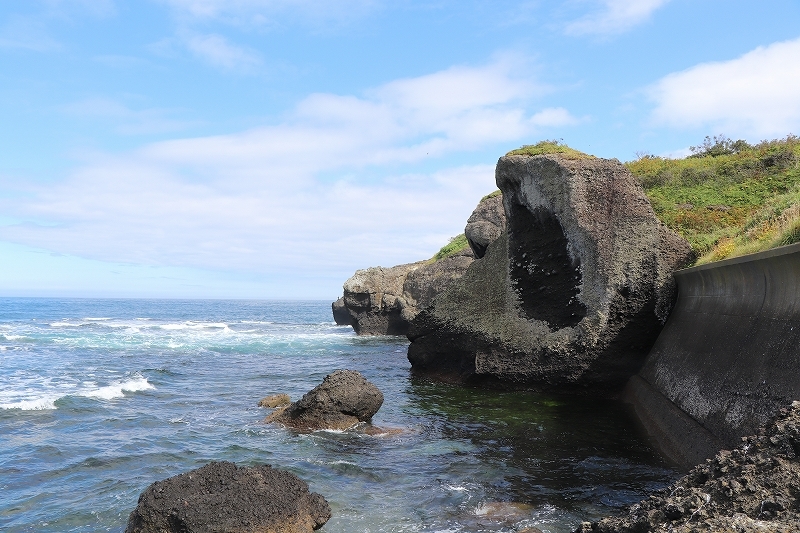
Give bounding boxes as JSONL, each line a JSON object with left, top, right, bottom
{"left": 0, "top": 298, "right": 678, "bottom": 532}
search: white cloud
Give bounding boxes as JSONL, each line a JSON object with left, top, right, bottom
{"left": 161, "top": 0, "right": 375, "bottom": 27}
{"left": 182, "top": 32, "right": 262, "bottom": 70}
{"left": 566, "top": 0, "right": 671, "bottom": 36}
{"left": 62, "top": 98, "right": 198, "bottom": 134}
{"left": 0, "top": 59, "right": 577, "bottom": 293}
{"left": 530, "top": 107, "right": 582, "bottom": 127}
{"left": 649, "top": 37, "right": 800, "bottom": 138}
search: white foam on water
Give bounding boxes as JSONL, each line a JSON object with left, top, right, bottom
{"left": 0, "top": 375, "right": 154, "bottom": 410}
{"left": 159, "top": 322, "right": 230, "bottom": 332}
{"left": 80, "top": 376, "right": 154, "bottom": 400}
{"left": 84, "top": 317, "right": 112, "bottom": 321}
{"left": 0, "top": 395, "right": 61, "bottom": 410}
{"left": 2, "top": 334, "right": 25, "bottom": 340}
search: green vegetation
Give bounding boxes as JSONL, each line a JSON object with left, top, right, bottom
{"left": 481, "top": 189, "right": 502, "bottom": 201}
{"left": 432, "top": 234, "right": 470, "bottom": 261}
{"left": 627, "top": 135, "right": 800, "bottom": 264}
{"left": 506, "top": 140, "right": 593, "bottom": 159}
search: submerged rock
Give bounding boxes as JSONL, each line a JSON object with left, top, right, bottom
{"left": 266, "top": 370, "right": 383, "bottom": 431}
{"left": 125, "top": 461, "right": 331, "bottom": 533}
{"left": 576, "top": 401, "right": 800, "bottom": 532}
{"left": 408, "top": 153, "right": 693, "bottom": 392}
{"left": 258, "top": 393, "right": 290, "bottom": 408}
{"left": 334, "top": 193, "right": 505, "bottom": 335}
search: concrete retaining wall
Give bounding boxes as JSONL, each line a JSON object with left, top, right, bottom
{"left": 625, "top": 242, "right": 800, "bottom": 469}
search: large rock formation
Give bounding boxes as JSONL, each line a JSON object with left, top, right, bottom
{"left": 335, "top": 193, "right": 506, "bottom": 335}
{"left": 408, "top": 153, "right": 693, "bottom": 393}
{"left": 125, "top": 461, "right": 331, "bottom": 533}
{"left": 575, "top": 402, "right": 800, "bottom": 533}
{"left": 266, "top": 369, "right": 383, "bottom": 431}
{"left": 465, "top": 192, "right": 505, "bottom": 258}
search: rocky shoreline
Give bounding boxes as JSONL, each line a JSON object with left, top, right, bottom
{"left": 331, "top": 147, "right": 800, "bottom": 531}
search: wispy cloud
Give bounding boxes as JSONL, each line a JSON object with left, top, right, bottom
{"left": 649, "top": 37, "right": 800, "bottom": 138}
{"left": 161, "top": 0, "right": 376, "bottom": 27}
{"left": 62, "top": 98, "right": 199, "bottom": 135}
{"left": 0, "top": 59, "right": 578, "bottom": 286}
{"left": 566, "top": 0, "right": 671, "bottom": 36}
{"left": 182, "top": 32, "right": 262, "bottom": 70}
{"left": 0, "top": 15, "right": 61, "bottom": 51}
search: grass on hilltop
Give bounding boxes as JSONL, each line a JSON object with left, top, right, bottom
{"left": 506, "top": 140, "right": 593, "bottom": 159}
{"left": 627, "top": 135, "right": 800, "bottom": 264}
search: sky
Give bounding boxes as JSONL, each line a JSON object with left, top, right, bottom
{"left": 1, "top": 0, "right": 799, "bottom": 300}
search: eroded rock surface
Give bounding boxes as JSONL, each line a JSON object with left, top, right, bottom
{"left": 266, "top": 370, "right": 383, "bottom": 431}
{"left": 465, "top": 192, "right": 506, "bottom": 258}
{"left": 576, "top": 402, "right": 800, "bottom": 533}
{"left": 408, "top": 154, "right": 693, "bottom": 392}
{"left": 331, "top": 297, "right": 351, "bottom": 326}
{"left": 125, "top": 461, "right": 331, "bottom": 533}
{"left": 335, "top": 193, "right": 505, "bottom": 335}
{"left": 341, "top": 262, "right": 425, "bottom": 335}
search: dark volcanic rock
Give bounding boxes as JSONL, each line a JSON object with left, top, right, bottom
{"left": 465, "top": 192, "right": 506, "bottom": 258}
{"left": 266, "top": 369, "right": 383, "bottom": 431}
{"left": 408, "top": 154, "right": 694, "bottom": 392}
{"left": 575, "top": 401, "right": 800, "bottom": 533}
{"left": 125, "top": 461, "right": 331, "bottom": 533}
{"left": 331, "top": 297, "right": 352, "bottom": 326}
{"left": 333, "top": 193, "right": 505, "bottom": 335}
{"left": 341, "top": 262, "right": 425, "bottom": 335}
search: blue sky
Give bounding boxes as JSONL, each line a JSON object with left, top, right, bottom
{"left": 1, "top": 0, "right": 799, "bottom": 299}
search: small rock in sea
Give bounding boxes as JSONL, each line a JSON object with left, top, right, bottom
{"left": 125, "top": 461, "right": 330, "bottom": 533}
{"left": 258, "top": 393, "right": 291, "bottom": 408}
{"left": 474, "top": 501, "right": 534, "bottom": 524}
{"left": 266, "top": 369, "right": 383, "bottom": 431}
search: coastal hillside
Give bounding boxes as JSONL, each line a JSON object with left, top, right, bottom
{"left": 627, "top": 135, "right": 800, "bottom": 265}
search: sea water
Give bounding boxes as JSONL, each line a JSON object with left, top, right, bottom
{"left": 0, "top": 298, "right": 678, "bottom": 532}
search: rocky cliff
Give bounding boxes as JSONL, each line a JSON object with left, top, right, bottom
{"left": 333, "top": 193, "right": 506, "bottom": 335}
{"left": 407, "top": 153, "right": 694, "bottom": 392}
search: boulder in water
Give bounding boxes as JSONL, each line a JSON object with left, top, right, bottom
{"left": 125, "top": 461, "right": 331, "bottom": 533}
{"left": 266, "top": 369, "right": 383, "bottom": 431}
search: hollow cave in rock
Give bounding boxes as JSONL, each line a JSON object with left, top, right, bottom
{"left": 508, "top": 201, "right": 586, "bottom": 329}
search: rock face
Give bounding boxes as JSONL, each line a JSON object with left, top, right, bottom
{"left": 335, "top": 193, "right": 505, "bottom": 335}
{"left": 266, "top": 370, "right": 383, "bottom": 431}
{"left": 125, "top": 461, "right": 331, "bottom": 533}
{"left": 340, "top": 261, "right": 428, "bottom": 335}
{"left": 408, "top": 154, "right": 694, "bottom": 392}
{"left": 576, "top": 402, "right": 800, "bottom": 533}
{"left": 331, "top": 297, "right": 351, "bottom": 326}
{"left": 465, "top": 192, "right": 505, "bottom": 258}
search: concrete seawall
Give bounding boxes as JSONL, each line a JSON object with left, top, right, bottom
{"left": 625, "top": 242, "right": 800, "bottom": 470}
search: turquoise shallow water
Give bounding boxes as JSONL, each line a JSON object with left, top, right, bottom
{"left": 0, "top": 298, "right": 678, "bottom": 532}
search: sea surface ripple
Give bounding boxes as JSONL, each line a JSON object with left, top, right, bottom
{"left": 0, "top": 298, "right": 678, "bottom": 532}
